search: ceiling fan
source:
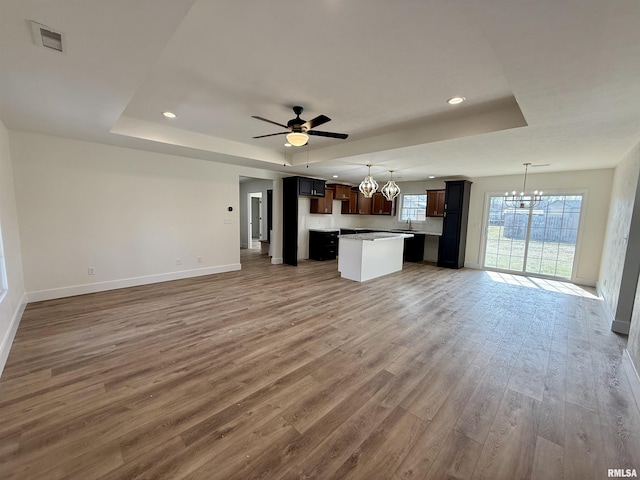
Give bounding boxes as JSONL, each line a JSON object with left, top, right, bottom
{"left": 252, "top": 106, "right": 348, "bottom": 146}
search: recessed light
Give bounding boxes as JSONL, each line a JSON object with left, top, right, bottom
{"left": 429, "top": 175, "right": 436, "bottom": 179}
{"left": 284, "top": 143, "right": 292, "bottom": 147}
{"left": 162, "top": 111, "right": 176, "bottom": 118}
{"left": 332, "top": 175, "right": 339, "bottom": 178}
{"left": 447, "top": 96, "right": 466, "bottom": 105}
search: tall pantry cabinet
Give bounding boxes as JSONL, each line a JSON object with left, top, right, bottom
{"left": 437, "top": 180, "right": 472, "bottom": 269}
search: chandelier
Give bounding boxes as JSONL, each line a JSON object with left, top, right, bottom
{"left": 381, "top": 170, "right": 400, "bottom": 201}
{"left": 504, "top": 163, "right": 542, "bottom": 209}
{"left": 359, "top": 164, "right": 378, "bottom": 198}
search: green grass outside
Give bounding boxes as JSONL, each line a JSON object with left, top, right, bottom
{"left": 484, "top": 225, "right": 576, "bottom": 278}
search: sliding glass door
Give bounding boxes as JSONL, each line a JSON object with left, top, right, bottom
{"left": 483, "top": 194, "right": 582, "bottom": 280}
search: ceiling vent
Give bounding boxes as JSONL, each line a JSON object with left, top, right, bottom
{"left": 30, "top": 21, "right": 65, "bottom": 53}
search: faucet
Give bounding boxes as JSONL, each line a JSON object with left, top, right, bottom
{"left": 407, "top": 219, "right": 412, "bottom": 230}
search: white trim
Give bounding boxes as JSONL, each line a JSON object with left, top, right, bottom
{"left": 623, "top": 349, "right": 640, "bottom": 415}
{"left": 612, "top": 320, "right": 631, "bottom": 335}
{"left": 26, "top": 264, "right": 241, "bottom": 302}
{"left": 572, "top": 277, "right": 596, "bottom": 287}
{"left": 271, "top": 257, "right": 283, "bottom": 265}
{"left": 0, "top": 293, "right": 27, "bottom": 377}
{"left": 464, "top": 261, "right": 482, "bottom": 270}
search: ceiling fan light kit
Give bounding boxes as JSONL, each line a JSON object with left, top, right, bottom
{"left": 252, "top": 106, "right": 348, "bottom": 147}
{"left": 286, "top": 132, "right": 309, "bottom": 147}
{"left": 381, "top": 170, "right": 401, "bottom": 201}
{"left": 359, "top": 164, "right": 379, "bottom": 198}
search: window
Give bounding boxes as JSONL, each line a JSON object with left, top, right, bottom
{"left": 400, "top": 194, "right": 427, "bottom": 221}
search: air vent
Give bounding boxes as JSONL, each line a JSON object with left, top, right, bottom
{"left": 30, "top": 21, "right": 65, "bottom": 53}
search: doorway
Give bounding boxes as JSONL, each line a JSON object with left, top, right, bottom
{"left": 249, "top": 193, "right": 262, "bottom": 250}
{"left": 483, "top": 194, "right": 584, "bottom": 280}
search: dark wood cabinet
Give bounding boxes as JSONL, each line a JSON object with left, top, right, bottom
{"left": 437, "top": 180, "right": 472, "bottom": 269}
{"left": 309, "top": 230, "right": 338, "bottom": 261}
{"left": 341, "top": 188, "right": 359, "bottom": 214}
{"left": 283, "top": 177, "right": 300, "bottom": 266}
{"left": 329, "top": 184, "right": 351, "bottom": 201}
{"left": 371, "top": 192, "right": 396, "bottom": 215}
{"left": 310, "top": 188, "right": 334, "bottom": 214}
{"left": 298, "top": 177, "right": 325, "bottom": 197}
{"left": 357, "top": 191, "right": 372, "bottom": 215}
{"left": 404, "top": 233, "right": 426, "bottom": 262}
{"left": 426, "top": 189, "right": 445, "bottom": 217}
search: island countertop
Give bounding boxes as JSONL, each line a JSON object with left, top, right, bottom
{"left": 339, "top": 232, "right": 414, "bottom": 241}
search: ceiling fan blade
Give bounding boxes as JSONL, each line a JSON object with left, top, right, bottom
{"left": 252, "top": 132, "right": 288, "bottom": 139}
{"left": 307, "top": 130, "right": 348, "bottom": 139}
{"left": 251, "top": 116, "right": 289, "bottom": 129}
{"left": 531, "top": 163, "right": 551, "bottom": 167}
{"left": 303, "top": 115, "right": 331, "bottom": 131}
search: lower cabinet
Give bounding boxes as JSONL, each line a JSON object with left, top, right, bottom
{"left": 309, "top": 230, "right": 338, "bottom": 261}
{"left": 404, "top": 234, "right": 426, "bottom": 262}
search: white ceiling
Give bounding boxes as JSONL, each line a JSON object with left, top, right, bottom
{"left": 1, "top": 0, "right": 639, "bottom": 184}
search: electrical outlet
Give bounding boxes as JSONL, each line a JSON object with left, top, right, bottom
{"left": 176, "top": 258, "right": 181, "bottom": 265}
{"left": 197, "top": 256, "right": 202, "bottom": 263}
{"left": 88, "top": 267, "right": 95, "bottom": 275}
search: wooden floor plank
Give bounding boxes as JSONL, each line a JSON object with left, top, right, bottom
{"left": 0, "top": 249, "right": 633, "bottom": 480}
{"left": 471, "top": 389, "right": 539, "bottom": 480}
{"left": 531, "top": 435, "right": 564, "bottom": 480}
{"left": 564, "top": 401, "right": 606, "bottom": 480}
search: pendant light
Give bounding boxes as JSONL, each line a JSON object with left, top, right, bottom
{"left": 381, "top": 170, "right": 400, "bottom": 201}
{"left": 359, "top": 164, "right": 378, "bottom": 198}
{"left": 504, "top": 163, "right": 543, "bottom": 209}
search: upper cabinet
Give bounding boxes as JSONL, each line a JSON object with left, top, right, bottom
{"left": 329, "top": 184, "right": 351, "bottom": 201}
{"left": 426, "top": 189, "right": 445, "bottom": 217}
{"left": 310, "top": 188, "right": 334, "bottom": 214}
{"left": 341, "top": 188, "right": 359, "bottom": 214}
{"left": 371, "top": 192, "right": 396, "bottom": 216}
{"left": 357, "top": 191, "right": 372, "bottom": 215}
{"left": 297, "top": 177, "right": 325, "bottom": 197}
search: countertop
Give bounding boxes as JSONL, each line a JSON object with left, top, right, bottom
{"left": 309, "top": 228, "right": 341, "bottom": 233}
{"left": 339, "top": 232, "right": 414, "bottom": 241}
{"left": 339, "top": 227, "right": 441, "bottom": 236}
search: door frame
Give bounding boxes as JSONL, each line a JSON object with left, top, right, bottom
{"left": 248, "top": 192, "right": 263, "bottom": 248}
{"left": 479, "top": 188, "right": 589, "bottom": 283}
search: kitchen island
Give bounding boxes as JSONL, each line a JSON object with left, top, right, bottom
{"left": 338, "top": 232, "right": 413, "bottom": 282}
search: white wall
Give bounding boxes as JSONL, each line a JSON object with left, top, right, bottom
{"left": 465, "top": 169, "right": 614, "bottom": 286}
{"left": 9, "top": 131, "right": 283, "bottom": 300}
{"left": 598, "top": 143, "right": 640, "bottom": 323}
{"left": 239, "top": 179, "right": 274, "bottom": 249}
{"left": 0, "top": 120, "right": 26, "bottom": 374}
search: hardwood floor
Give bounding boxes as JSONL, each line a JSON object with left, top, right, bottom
{"left": 1, "top": 250, "right": 638, "bottom": 479}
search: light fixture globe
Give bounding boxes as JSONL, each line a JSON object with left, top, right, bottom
{"left": 359, "top": 164, "right": 378, "bottom": 198}
{"left": 286, "top": 132, "right": 309, "bottom": 147}
{"left": 381, "top": 171, "right": 400, "bottom": 201}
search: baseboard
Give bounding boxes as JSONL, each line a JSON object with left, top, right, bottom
{"left": 623, "top": 349, "right": 640, "bottom": 415}
{"left": 271, "top": 257, "right": 283, "bottom": 265}
{"left": 26, "top": 264, "right": 241, "bottom": 302}
{"left": 612, "top": 319, "right": 631, "bottom": 335}
{"left": 0, "top": 293, "right": 27, "bottom": 377}
{"left": 463, "top": 262, "right": 482, "bottom": 270}
{"left": 573, "top": 277, "right": 596, "bottom": 287}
